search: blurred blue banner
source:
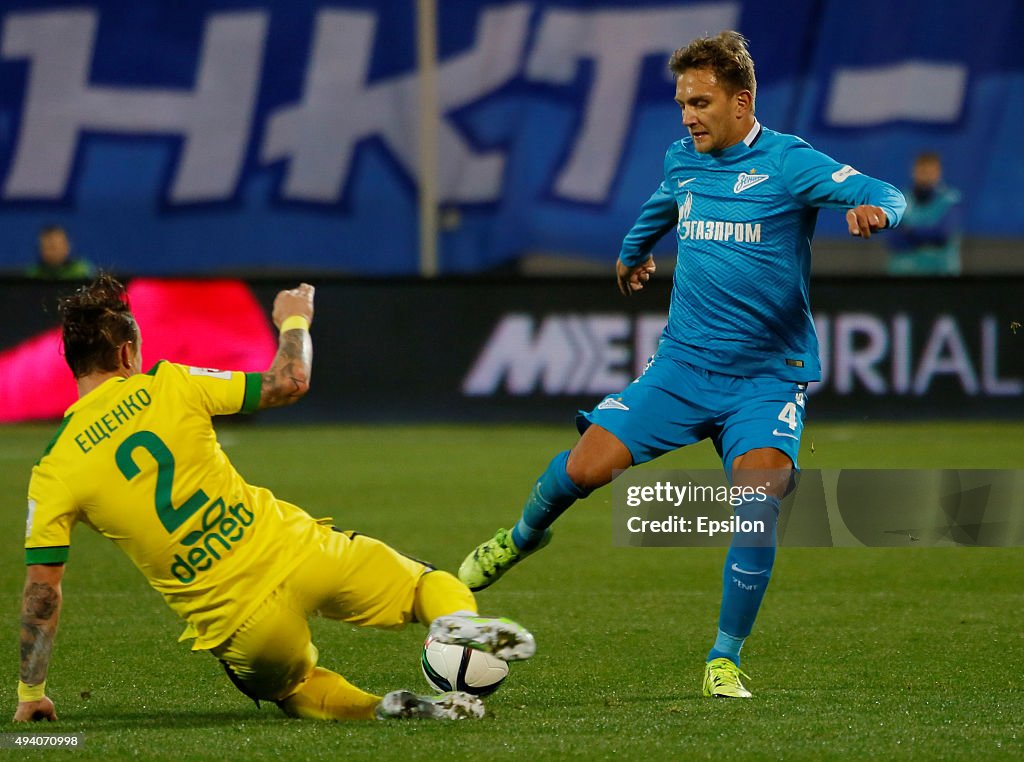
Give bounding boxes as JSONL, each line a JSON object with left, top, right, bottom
{"left": 0, "top": 0, "right": 1018, "bottom": 274}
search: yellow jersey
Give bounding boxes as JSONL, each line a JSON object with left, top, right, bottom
{"left": 25, "top": 361, "right": 322, "bottom": 649}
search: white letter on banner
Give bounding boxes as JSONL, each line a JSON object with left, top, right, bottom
{"left": 2, "top": 9, "right": 267, "bottom": 202}
{"left": 526, "top": 3, "right": 739, "bottom": 203}
{"left": 834, "top": 313, "right": 888, "bottom": 394}
{"left": 588, "top": 316, "right": 632, "bottom": 394}
{"left": 826, "top": 61, "right": 967, "bottom": 126}
{"left": 264, "top": 6, "right": 529, "bottom": 204}
{"left": 913, "top": 316, "right": 979, "bottom": 395}
{"left": 560, "top": 315, "right": 631, "bottom": 394}
{"left": 462, "top": 314, "right": 577, "bottom": 396}
{"left": 981, "top": 316, "right": 1023, "bottom": 396}
{"left": 891, "top": 314, "right": 912, "bottom": 394}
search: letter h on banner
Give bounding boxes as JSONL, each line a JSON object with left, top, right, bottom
{"left": 2, "top": 9, "right": 267, "bottom": 202}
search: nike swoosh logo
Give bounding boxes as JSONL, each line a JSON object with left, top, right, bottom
{"left": 677, "top": 177, "right": 696, "bottom": 188}
{"left": 731, "top": 563, "right": 769, "bottom": 576}
{"left": 772, "top": 429, "right": 799, "bottom": 440}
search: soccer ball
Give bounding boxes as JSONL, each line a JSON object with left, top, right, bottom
{"left": 421, "top": 636, "right": 509, "bottom": 696}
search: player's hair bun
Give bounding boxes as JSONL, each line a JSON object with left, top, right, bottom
{"left": 58, "top": 274, "right": 137, "bottom": 378}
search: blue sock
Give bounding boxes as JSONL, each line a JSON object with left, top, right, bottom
{"left": 709, "top": 630, "right": 746, "bottom": 664}
{"left": 707, "top": 495, "right": 780, "bottom": 666}
{"left": 511, "top": 451, "right": 590, "bottom": 550}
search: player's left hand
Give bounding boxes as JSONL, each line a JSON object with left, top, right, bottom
{"left": 272, "top": 283, "right": 315, "bottom": 329}
{"left": 13, "top": 696, "right": 57, "bottom": 722}
{"left": 616, "top": 256, "right": 656, "bottom": 296}
{"left": 846, "top": 205, "right": 888, "bottom": 238}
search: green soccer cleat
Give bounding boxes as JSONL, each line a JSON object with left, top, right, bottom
{"left": 458, "top": 527, "right": 552, "bottom": 592}
{"left": 428, "top": 614, "right": 536, "bottom": 662}
{"left": 702, "top": 658, "right": 753, "bottom": 698}
{"left": 375, "top": 690, "right": 485, "bottom": 720}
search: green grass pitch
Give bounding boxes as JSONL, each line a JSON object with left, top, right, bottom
{"left": 1, "top": 421, "right": 1022, "bottom": 760}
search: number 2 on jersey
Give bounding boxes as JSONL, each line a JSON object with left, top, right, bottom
{"left": 115, "top": 431, "right": 209, "bottom": 535}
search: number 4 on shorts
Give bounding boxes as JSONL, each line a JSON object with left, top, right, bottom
{"left": 777, "top": 402, "right": 799, "bottom": 431}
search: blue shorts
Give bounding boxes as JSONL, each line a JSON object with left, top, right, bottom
{"left": 577, "top": 354, "right": 807, "bottom": 473}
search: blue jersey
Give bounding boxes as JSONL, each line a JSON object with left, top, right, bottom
{"left": 619, "top": 122, "right": 906, "bottom": 383}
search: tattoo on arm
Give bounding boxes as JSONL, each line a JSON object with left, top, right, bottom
{"left": 260, "top": 328, "right": 312, "bottom": 408}
{"left": 20, "top": 582, "right": 61, "bottom": 686}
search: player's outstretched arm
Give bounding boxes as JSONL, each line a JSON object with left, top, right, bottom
{"left": 616, "top": 256, "right": 656, "bottom": 296}
{"left": 846, "top": 205, "right": 889, "bottom": 239}
{"left": 260, "top": 283, "right": 315, "bottom": 409}
{"left": 14, "top": 563, "right": 64, "bottom": 722}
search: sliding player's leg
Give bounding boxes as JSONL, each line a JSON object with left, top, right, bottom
{"left": 316, "top": 529, "right": 537, "bottom": 661}
{"left": 214, "top": 529, "right": 489, "bottom": 721}
{"left": 212, "top": 588, "right": 383, "bottom": 720}
{"left": 413, "top": 567, "right": 536, "bottom": 661}
{"left": 280, "top": 665, "right": 482, "bottom": 721}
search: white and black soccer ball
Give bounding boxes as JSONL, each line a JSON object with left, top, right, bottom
{"left": 421, "top": 636, "right": 509, "bottom": 696}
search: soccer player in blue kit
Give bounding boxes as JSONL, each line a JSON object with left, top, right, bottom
{"left": 459, "top": 31, "right": 906, "bottom": 697}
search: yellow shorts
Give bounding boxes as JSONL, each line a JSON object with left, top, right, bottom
{"left": 211, "top": 526, "right": 430, "bottom": 701}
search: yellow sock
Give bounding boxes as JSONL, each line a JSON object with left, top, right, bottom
{"left": 413, "top": 570, "right": 477, "bottom": 624}
{"left": 278, "top": 667, "right": 381, "bottom": 721}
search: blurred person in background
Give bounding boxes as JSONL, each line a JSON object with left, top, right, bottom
{"left": 26, "top": 224, "right": 96, "bottom": 280}
{"left": 886, "top": 152, "right": 962, "bottom": 276}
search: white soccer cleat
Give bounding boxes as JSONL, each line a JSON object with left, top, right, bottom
{"left": 428, "top": 615, "right": 536, "bottom": 662}
{"left": 375, "top": 690, "right": 485, "bottom": 720}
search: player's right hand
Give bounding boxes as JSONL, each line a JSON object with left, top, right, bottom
{"left": 272, "top": 283, "right": 315, "bottom": 330}
{"left": 13, "top": 696, "right": 57, "bottom": 722}
{"left": 616, "top": 256, "right": 656, "bottom": 296}
{"left": 846, "top": 205, "right": 888, "bottom": 238}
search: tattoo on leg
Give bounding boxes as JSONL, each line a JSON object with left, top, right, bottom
{"left": 20, "top": 582, "right": 59, "bottom": 686}
{"left": 25, "top": 583, "right": 59, "bottom": 620}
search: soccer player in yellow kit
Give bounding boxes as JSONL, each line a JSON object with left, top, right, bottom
{"left": 15, "top": 275, "right": 535, "bottom": 723}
